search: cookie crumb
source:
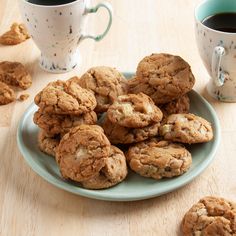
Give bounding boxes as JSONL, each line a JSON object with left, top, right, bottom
{"left": 19, "top": 93, "right": 30, "bottom": 101}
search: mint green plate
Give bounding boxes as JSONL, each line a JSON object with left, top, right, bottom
{"left": 17, "top": 73, "right": 220, "bottom": 201}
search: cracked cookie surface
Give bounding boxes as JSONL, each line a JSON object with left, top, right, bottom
{"left": 0, "top": 23, "right": 30, "bottom": 45}
{"left": 107, "top": 93, "right": 163, "bottom": 128}
{"left": 102, "top": 116, "right": 160, "bottom": 144}
{"left": 38, "top": 130, "right": 60, "bottom": 157}
{"left": 78, "top": 66, "right": 127, "bottom": 113}
{"left": 129, "top": 53, "right": 195, "bottom": 104}
{"left": 0, "top": 61, "right": 32, "bottom": 90}
{"left": 182, "top": 196, "right": 236, "bottom": 236}
{"left": 81, "top": 146, "right": 128, "bottom": 189}
{"left": 34, "top": 80, "right": 96, "bottom": 115}
{"left": 0, "top": 81, "right": 15, "bottom": 105}
{"left": 56, "top": 125, "right": 110, "bottom": 182}
{"left": 33, "top": 109, "right": 97, "bottom": 136}
{"left": 126, "top": 139, "right": 192, "bottom": 180}
{"left": 160, "top": 113, "right": 213, "bottom": 144}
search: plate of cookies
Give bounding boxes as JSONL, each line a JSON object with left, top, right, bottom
{"left": 17, "top": 53, "right": 220, "bottom": 201}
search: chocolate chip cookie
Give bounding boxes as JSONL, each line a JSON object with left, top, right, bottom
{"left": 107, "top": 93, "right": 163, "bottom": 128}
{"left": 0, "top": 81, "right": 15, "bottom": 105}
{"left": 33, "top": 109, "right": 97, "bottom": 136}
{"left": 160, "top": 113, "right": 213, "bottom": 144}
{"left": 38, "top": 130, "right": 60, "bottom": 157}
{"left": 182, "top": 196, "right": 236, "bottom": 236}
{"left": 129, "top": 53, "right": 195, "bottom": 104}
{"left": 0, "top": 61, "right": 32, "bottom": 90}
{"left": 81, "top": 146, "right": 128, "bottom": 189}
{"left": 34, "top": 80, "right": 97, "bottom": 115}
{"left": 56, "top": 125, "right": 110, "bottom": 182}
{"left": 126, "top": 139, "right": 192, "bottom": 180}
{"left": 102, "top": 116, "right": 160, "bottom": 144}
{"left": 78, "top": 66, "right": 127, "bottom": 113}
{"left": 0, "top": 23, "right": 30, "bottom": 45}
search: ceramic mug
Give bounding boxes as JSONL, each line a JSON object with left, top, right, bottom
{"left": 19, "top": 0, "right": 113, "bottom": 73}
{"left": 195, "top": 0, "right": 236, "bottom": 102}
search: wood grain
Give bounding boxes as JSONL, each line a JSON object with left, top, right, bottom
{"left": 0, "top": 0, "right": 235, "bottom": 235}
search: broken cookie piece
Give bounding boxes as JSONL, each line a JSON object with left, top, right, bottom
{"left": 0, "top": 81, "right": 15, "bottom": 105}
{"left": 0, "top": 23, "right": 30, "bottom": 45}
{"left": 19, "top": 93, "right": 30, "bottom": 101}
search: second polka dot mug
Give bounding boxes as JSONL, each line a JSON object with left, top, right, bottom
{"left": 19, "top": 0, "right": 113, "bottom": 73}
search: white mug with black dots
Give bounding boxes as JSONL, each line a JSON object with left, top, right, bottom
{"left": 19, "top": 0, "right": 113, "bottom": 73}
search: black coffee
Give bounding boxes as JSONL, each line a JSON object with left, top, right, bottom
{"left": 202, "top": 13, "right": 236, "bottom": 33}
{"left": 27, "top": 0, "right": 76, "bottom": 5}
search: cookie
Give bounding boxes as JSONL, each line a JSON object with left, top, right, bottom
{"left": 0, "top": 23, "right": 30, "bottom": 45}
{"left": 160, "top": 113, "right": 213, "bottom": 144}
{"left": 107, "top": 93, "right": 163, "bottom": 128}
{"left": 182, "top": 196, "right": 236, "bottom": 236}
{"left": 126, "top": 139, "right": 192, "bottom": 180}
{"left": 33, "top": 109, "right": 97, "bottom": 136}
{"left": 56, "top": 125, "right": 110, "bottom": 182}
{"left": 102, "top": 116, "right": 160, "bottom": 144}
{"left": 129, "top": 53, "right": 195, "bottom": 104}
{"left": 81, "top": 146, "right": 128, "bottom": 189}
{"left": 0, "top": 61, "right": 32, "bottom": 90}
{"left": 34, "top": 80, "right": 97, "bottom": 115}
{"left": 78, "top": 66, "right": 127, "bottom": 113}
{"left": 38, "top": 130, "right": 60, "bottom": 157}
{"left": 0, "top": 81, "right": 15, "bottom": 105}
{"left": 160, "top": 93, "right": 190, "bottom": 117}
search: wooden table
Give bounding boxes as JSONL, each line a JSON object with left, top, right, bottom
{"left": 0, "top": 0, "right": 235, "bottom": 235}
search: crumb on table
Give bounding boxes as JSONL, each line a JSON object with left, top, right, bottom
{"left": 19, "top": 93, "right": 29, "bottom": 101}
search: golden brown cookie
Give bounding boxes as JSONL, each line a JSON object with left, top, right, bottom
{"left": 56, "top": 125, "right": 110, "bottom": 182}
{"left": 38, "top": 130, "right": 60, "bottom": 157}
{"left": 182, "top": 196, "right": 236, "bottom": 236}
{"left": 0, "top": 61, "right": 32, "bottom": 90}
{"left": 126, "top": 139, "right": 192, "bottom": 180}
{"left": 0, "top": 23, "right": 30, "bottom": 45}
{"left": 33, "top": 109, "right": 97, "bottom": 136}
{"left": 78, "top": 66, "right": 127, "bottom": 113}
{"left": 102, "top": 116, "right": 160, "bottom": 144}
{"left": 160, "top": 113, "right": 213, "bottom": 144}
{"left": 107, "top": 93, "right": 163, "bottom": 128}
{"left": 81, "top": 146, "right": 128, "bottom": 189}
{"left": 129, "top": 53, "right": 195, "bottom": 104}
{"left": 0, "top": 81, "right": 15, "bottom": 105}
{"left": 160, "top": 93, "right": 190, "bottom": 117}
{"left": 34, "top": 80, "right": 97, "bottom": 115}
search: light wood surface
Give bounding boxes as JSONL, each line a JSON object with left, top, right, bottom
{"left": 0, "top": 0, "right": 235, "bottom": 235}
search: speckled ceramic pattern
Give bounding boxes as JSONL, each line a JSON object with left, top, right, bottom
{"left": 195, "top": 0, "right": 236, "bottom": 102}
{"left": 19, "top": 0, "right": 112, "bottom": 73}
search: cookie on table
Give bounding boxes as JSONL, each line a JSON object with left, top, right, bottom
{"left": 38, "top": 130, "right": 60, "bottom": 157}
{"left": 33, "top": 109, "right": 97, "bottom": 136}
{"left": 78, "top": 66, "right": 128, "bottom": 113}
{"left": 160, "top": 93, "right": 190, "bottom": 117}
{"left": 129, "top": 53, "right": 195, "bottom": 104}
{"left": 0, "top": 23, "right": 30, "bottom": 45}
{"left": 182, "top": 196, "right": 236, "bottom": 236}
{"left": 0, "top": 81, "right": 15, "bottom": 105}
{"left": 34, "top": 80, "right": 96, "bottom": 115}
{"left": 56, "top": 125, "right": 110, "bottom": 182}
{"left": 126, "top": 139, "right": 192, "bottom": 180}
{"left": 81, "top": 146, "right": 128, "bottom": 189}
{"left": 0, "top": 61, "right": 32, "bottom": 90}
{"left": 107, "top": 93, "right": 163, "bottom": 128}
{"left": 160, "top": 113, "right": 213, "bottom": 144}
{"left": 102, "top": 116, "right": 160, "bottom": 144}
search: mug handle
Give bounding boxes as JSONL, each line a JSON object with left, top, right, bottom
{"left": 211, "top": 46, "right": 228, "bottom": 87}
{"left": 80, "top": 2, "right": 113, "bottom": 41}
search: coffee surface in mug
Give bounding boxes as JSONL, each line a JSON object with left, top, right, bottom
{"left": 202, "top": 13, "right": 236, "bottom": 33}
{"left": 27, "top": 0, "right": 76, "bottom": 5}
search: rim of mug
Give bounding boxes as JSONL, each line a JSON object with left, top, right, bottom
{"left": 21, "top": 0, "right": 83, "bottom": 8}
{"left": 194, "top": 0, "right": 236, "bottom": 35}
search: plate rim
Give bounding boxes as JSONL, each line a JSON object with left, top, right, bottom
{"left": 17, "top": 73, "right": 221, "bottom": 201}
